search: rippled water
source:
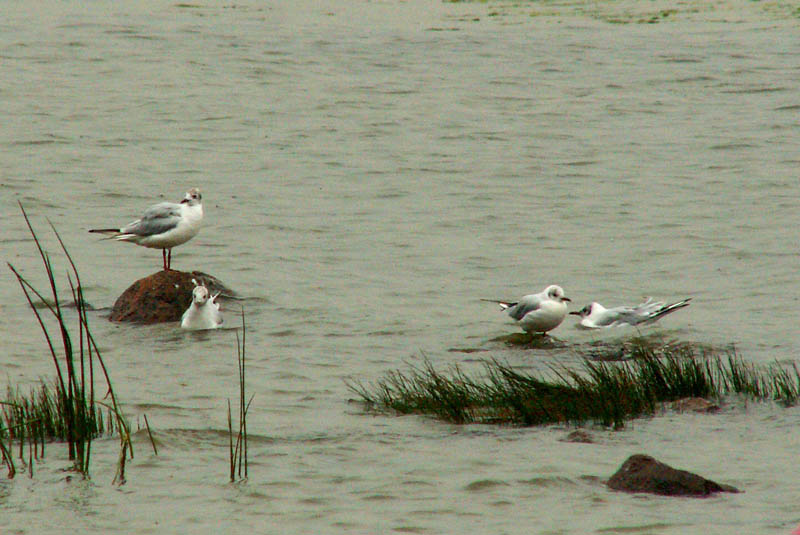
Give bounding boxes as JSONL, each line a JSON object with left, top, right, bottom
{"left": 2, "top": 1, "right": 799, "bottom": 533}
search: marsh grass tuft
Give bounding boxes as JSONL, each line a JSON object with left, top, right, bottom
{"left": 3, "top": 204, "right": 133, "bottom": 482}
{"left": 348, "top": 341, "right": 800, "bottom": 428}
{"left": 2, "top": 382, "right": 120, "bottom": 443}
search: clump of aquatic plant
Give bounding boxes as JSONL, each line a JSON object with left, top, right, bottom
{"left": 0, "top": 382, "right": 124, "bottom": 478}
{"left": 713, "top": 352, "right": 800, "bottom": 406}
{"left": 228, "top": 309, "right": 252, "bottom": 482}
{"left": 3, "top": 204, "right": 132, "bottom": 482}
{"left": 347, "top": 343, "right": 800, "bottom": 428}
{"left": 2, "top": 382, "right": 121, "bottom": 440}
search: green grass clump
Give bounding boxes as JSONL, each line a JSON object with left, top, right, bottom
{"left": 0, "top": 382, "right": 124, "bottom": 477}
{"left": 3, "top": 204, "right": 132, "bottom": 482}
{"left": 348, "top": 343, "right": 800, "bottom": 428}
{"left": 2, "top": 382, "right": 120, "bottom": 441}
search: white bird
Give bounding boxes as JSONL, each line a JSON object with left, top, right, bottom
{"left": 181, "top": 283, "right": 223, "bottom": 330}
{"left": 486, "top": 284, "right": 571, "bottom": 334}
{"left": 89, "top": 188, "right": 203, "bottom": 271}
{"left": 569, "top": 297, "right": 691, "bottom": 329}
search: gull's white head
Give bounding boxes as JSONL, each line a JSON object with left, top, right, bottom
{"left": 181, "top": 188, "right": 202, "bottom": 206}
{"left": 192, "top": 284, "right": 210, "bottom": 305}
{"left": 545, "top": 285, "right": 571, "bottom": 303}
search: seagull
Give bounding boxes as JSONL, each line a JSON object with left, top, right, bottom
{"left": 89, "top": 188, "right": 203, "bottom": 271}
{"left": 486, "top": 284, "right": 571, "bottom": 334}
{"left": 569, "top": 297, "right": 691, "bottom": 329}
{"left": 181, "top": 281, "right": 223, "bottom": 330}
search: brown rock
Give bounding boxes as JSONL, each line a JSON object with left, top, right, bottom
{"left": 561, "top": 430, "right": 594, "bottom": 443}
{"left": 607, "top": 454, "right": 739, "bottom": 497}
{"left": 109, "top": 270, "right": 232, "bottom": 323}
{"left": 671, "top": 397, "right": 720, "bottom": 413}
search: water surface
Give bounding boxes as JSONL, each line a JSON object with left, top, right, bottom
{"left": 1, "top": 1, "right": 799, "bottom": 533}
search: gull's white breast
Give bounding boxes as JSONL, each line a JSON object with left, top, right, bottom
{"left": 518, "top": 300, "right": 568, "bottom": 333}
{"left": 181, "top": 295, "right": 222, "bottom": 330}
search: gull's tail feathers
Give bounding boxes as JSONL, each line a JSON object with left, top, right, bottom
{"left": 88, "top": 228, "right": 123, "bottom": 240}
{"left": 481, "top": 298, "right": 516, "bottom": 311}
{"left": 650, "top": 298, "right": 692, "bottom": 321}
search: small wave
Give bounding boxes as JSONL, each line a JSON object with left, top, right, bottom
{"left": 709, "top": 142, "right": 756, "bottom": 150}
{"left": 517, "top": 475, "right": 576, "bottom": 488}
{"left": 721, "top": 86, "right": 786, "bottom": 94}
{"left": 464, "top": 479, "right": 511, "bottom": 492}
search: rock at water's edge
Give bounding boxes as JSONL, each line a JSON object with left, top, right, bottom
{"left": 607, "top": 454, "right": 739, "bottom": 497}
{"left": 109, "top": 270, "right": 232, "bottom": 323}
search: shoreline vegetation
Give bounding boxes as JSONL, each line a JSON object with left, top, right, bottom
{"left": 2, "top": 204, "right": 132, "bottom": 481}
{"left": 347, "top": 340, "right": 800, "bottom": 428}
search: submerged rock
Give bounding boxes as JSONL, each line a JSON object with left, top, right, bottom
{"left": 671, "top": 397, "right": 720, "bottom": 413}
{"left": 561, "top": 429, "right": 595, "bottom": 444}
{"left": 491, "top": 331, "right": 568, "bottom": 349}
{"left": 607, "top": 454, "right": 739, "bottom": 497}
{"left": 109, "top": 270, "right": 233, "bottom": 323}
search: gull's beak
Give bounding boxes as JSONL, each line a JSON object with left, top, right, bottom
{"left": 568, "top": 310, "right": 581, "bottom": 315}
{"left": 562, "top": 297, "right": 571, "bottom": 302}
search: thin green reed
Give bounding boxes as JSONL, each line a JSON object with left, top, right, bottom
{"left": 229, "top": 309, "right": 253, "bottom": 482}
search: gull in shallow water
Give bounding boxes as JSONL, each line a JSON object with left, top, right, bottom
{"left": 486, "top": 284, "right": 571, "bottom": 334}
{"left": 89, "top": 188, "right": 203, "bottom": 271}
{"left": 569, "top": 297, "right": 691, "bottom": 329}
{"left": 181, "top": 281, "right": 222, "bottom": 330}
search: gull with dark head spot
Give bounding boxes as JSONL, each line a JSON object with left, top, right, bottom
{"left": 569, "top": 297, "right": 691, "bottom": 329}
{"left": 486, "top": 284, "right": 571, "bottom": 334}
{"left": 89, "top": 188, "right": 203, "bottom": 271}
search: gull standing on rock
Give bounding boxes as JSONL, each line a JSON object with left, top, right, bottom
{"left": 569, "top": 297, "right": 691, "bottom": 329}
{"left": 181, "top": 282, "right": 223, "bottom": 330}
{"left": 486, "top": 284, "right": 571, "bottom": 334}
{"left": 89, "top": 188, "right": 203, "bottom": 271}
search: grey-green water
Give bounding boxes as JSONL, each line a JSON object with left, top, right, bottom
{"left": 1, "top": 1, "right": 799, "bottom": 533}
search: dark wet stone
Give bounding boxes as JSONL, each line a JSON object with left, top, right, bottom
{"left": 607, "top": 454, "right": 739, "bottom": 497}
{"left": 109, "top": 270, "right": 232, "bottom": 323}
{"left": 561, "top": 430, "right": 594, "bottom": 443}
{"left": 671, "top": 397, "right": 720, "bottom": 413}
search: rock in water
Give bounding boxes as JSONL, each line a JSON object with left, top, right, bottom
{"left": 607, "top": 454, "right": 739, "bottom": 497}
{"left": 561, "top": 429, "right": 595, "bottom": 444}
{"left": 109, "top": 270, "right": 231, "bottom": 323}
{"left": 671, "top": 397, "right": 720, "bottom": 413}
